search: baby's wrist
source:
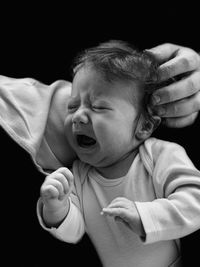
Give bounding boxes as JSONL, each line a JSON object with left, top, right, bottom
{"left": 42, "top": 199, "right": 70, "bottom": 227}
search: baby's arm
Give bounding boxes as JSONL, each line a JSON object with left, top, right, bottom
{"left": 39, "top": 167, "right": 85, "bottom": 243}
{"left": 102, "top": 141, "right": 200, "bottom": 244}
{"left": 135, "top": 141, "right": 200, "bottom": 244}
{"left": 40, "top": 167, "right": 74, "bottom": 227}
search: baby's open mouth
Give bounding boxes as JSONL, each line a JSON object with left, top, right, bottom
{"left": 76, "top": 134, "right": 96, "bottom": 148}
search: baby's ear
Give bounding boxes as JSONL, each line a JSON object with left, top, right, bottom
{"left": 135, "top": 114, "right": 161, "bottom": 140}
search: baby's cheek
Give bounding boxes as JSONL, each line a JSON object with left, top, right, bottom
{"left": 64, "top": 118, "right": 73, "bottom": 139}
{"left": 94, "top": 115, "right": 127, "bottom": 145}
{"left": 95, "top": 121, "right": 114, "bottom": 142}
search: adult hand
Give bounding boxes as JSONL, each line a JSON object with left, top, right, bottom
{"left": 147, "top": 43, "right": 200, "bottom": 128}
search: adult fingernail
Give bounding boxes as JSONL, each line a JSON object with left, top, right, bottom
{"left": 147, "top": 105, "right": 154, "bottom": 116}
{"left": 157, "top": 107, "right": 165, "bottom": 116}
{"left": 152, "top": 94, "right": 160, "bottom": 105}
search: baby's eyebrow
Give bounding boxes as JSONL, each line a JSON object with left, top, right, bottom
{"left": 67, "top": 96, "right": 80, "bottom": 106}
{"left": 93, "top": 99, "right": 111, "bottom": 105}
{"left": 68, "top": 95, "right": 79, "bottom": 101}
{"left": 89, "top": 93, "right": 109, "bottom": 101}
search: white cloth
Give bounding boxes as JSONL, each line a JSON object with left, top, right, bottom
{"left": 0, "top": 75, "right": 75, "bottom": 173}
{"left": 38, "top": 137, "right": 200, "bottom": 267}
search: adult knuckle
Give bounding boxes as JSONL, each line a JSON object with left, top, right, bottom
{"left": 188, "top": 49, "right": 200, "bottom": 67}
{"left": 179, "top": 116, "right": 193, "bottom": 128}
{"left": 171, "top": 120, "right": 178, "bottom": 128}
{"left": 193, "top": 94, "right": 200, "bottom": 111}
{"left": 162, "top": 65, "right": 172, "bottom": 80}
{"left": 189, "top": 113, "right": 197, "bottom": 124}
{"left": 194, "top": 70, "right": 200, "bottom": 90}
{"left": 187, "top": 78, "right": 197, "bottom": 94}
{"left": 174, "top": 119, "right": 183, "bottom": 128}
{"left": 165, "top": 118, "right": 181, "bottom": 128}
{"left": 172, "top": 103, "right": 179, "bottom": 115}
{"left": 164, "top": 87, "right": 174, "bottom": 102}
{"left": 179, "top": 56, "right": 190, "bottom": 71}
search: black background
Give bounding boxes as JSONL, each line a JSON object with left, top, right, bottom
{"left": 1, "top": 4, "right": 200, "bottom": 266}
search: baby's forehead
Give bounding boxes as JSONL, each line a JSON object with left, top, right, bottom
{"left": 72, "top": 66, "right": 144, "bottom": 108}
{"left": 73, "top": 65, "right": 142, "bottom": 92}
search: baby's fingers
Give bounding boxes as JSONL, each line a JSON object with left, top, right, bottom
{"left": 53, "top": 173, "right": 71, "bottom": 196}
{"left": 101, "top": 207, "right": 127, "bottom": 219}
{"left": 41, "top": 184, "right": 59, "bottom": 199}
{"left": 45, "top": 178, "right": 66, "bottom": 198}
{"left": 54, "top": 168, "right": 74, "bottom": 195}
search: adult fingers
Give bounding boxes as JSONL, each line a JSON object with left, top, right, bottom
{"left": 146, "top": 43, "right": 180, "bottom": 63}
{"left": 147, "top": 43, "right": 200, "bottom": 81}
{"left": 163, "top": 112, "right": 199, "bottom": 128}
{"left": 151, "top": 70, "right": 200, "bottom": 105}
{"left": 158, "top": 49, "right": 200, "bottom": 82}
{"left": 153, "top": 92, "right": 200, "bottom": 118}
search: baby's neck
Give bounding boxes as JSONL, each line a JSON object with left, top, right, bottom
{"left": 95, "top": 149, "right": 138, "bottom": 179}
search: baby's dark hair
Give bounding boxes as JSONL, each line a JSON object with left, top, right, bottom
{"left": 72, "top": 40, "right": 159, "bottom": 87}
{"left": 71, "top": 40, "right": 161, "bottom": 128}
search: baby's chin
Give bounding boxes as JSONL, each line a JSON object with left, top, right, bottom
{"left": 77, "top": 153, "right": 109, "bottom": 168}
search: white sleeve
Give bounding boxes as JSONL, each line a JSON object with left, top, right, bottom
{"left": 0, "top": 75, "right": 74, "bottom": 173}
{"left": 37, "top": 197, "right": 85, "bottom": 243}
{"left": 136, "top": 140, "right": 200, "bottom": 244}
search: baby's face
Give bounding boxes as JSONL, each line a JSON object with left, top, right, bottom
{"left": 64, "top": 66, "right": 142, "bottom": 168}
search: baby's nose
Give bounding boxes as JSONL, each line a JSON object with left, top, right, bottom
{"left": 72, "top": 108, "right": 89, "bottom": 125}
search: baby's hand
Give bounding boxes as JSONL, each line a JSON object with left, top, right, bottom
{"left": 40, "top": 167, "right": 74, "bottom": 212}
{"left": 101, "top": 197, "right": 145, "bottom": 237}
